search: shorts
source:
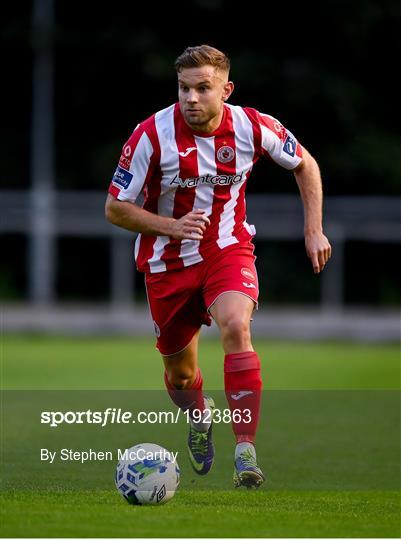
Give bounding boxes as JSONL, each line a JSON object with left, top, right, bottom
{"left": 145, "top": 242, "right": 259, "bottom": 356}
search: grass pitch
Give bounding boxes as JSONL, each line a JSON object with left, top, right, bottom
{"left": 1, "top": 490, "right": 399, "bottom": 538}
{"left": 1, "top": 335, "right": 400, "bottom": 538}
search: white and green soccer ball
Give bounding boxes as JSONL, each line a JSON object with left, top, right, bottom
{"left": 115, "top": 443, "right": 180, "bottom": 505}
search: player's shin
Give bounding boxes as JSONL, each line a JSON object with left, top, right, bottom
{"left": 224, "top": 351, "right": 262, "bottom": 444}
{"left": 164, "top": 368, "right": 209, "bottom": 431}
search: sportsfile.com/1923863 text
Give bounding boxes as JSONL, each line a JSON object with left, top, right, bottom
{"left": 40, "top": 408, "right": 252, "bottom": 428}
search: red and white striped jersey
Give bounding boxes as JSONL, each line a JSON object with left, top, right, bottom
{"left": 108, "top": 103, "right": 303, "bottom": 273}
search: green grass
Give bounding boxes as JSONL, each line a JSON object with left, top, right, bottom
{"left": 1, "top": 490, "right": 399, "bottom": 538}
{"left": 2, "top": 335, "right": 400, "bottom": 389}
{"left": 1, "top": 335, "right": 400, "bottom": 537}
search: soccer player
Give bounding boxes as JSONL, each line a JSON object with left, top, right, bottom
{"left": 105, "top": 45, "right": 331, "bottom": 488}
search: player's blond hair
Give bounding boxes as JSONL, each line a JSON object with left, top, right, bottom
{"left": 174, "top": 45, "right": 230, "bottom": 74}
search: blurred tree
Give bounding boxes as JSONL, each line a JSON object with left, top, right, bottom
{"left": 1, "top": 0, "right": 400, "bottom": 194}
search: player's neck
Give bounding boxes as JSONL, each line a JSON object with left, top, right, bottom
{"left": 184, "top": 106, "right": 225, "bottom": 134}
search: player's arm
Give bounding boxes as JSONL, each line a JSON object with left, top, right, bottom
{"left": 293, "top": 147, "right": 332, "bottom": 274}
{"left": 105, "top": 195, "right": 210, "bottom": 240}
{"left": 251, "top": 109, "right": 331, "bottom": 273}
{"left": 106, "top": 122, "right": 209, "bottom": 240}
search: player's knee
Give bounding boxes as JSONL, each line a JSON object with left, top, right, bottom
{"left": 220, "top": 314, "right": 251, "bottom": 342}
{"left": 165, "top": 368, "right": 196, "bottom": 390}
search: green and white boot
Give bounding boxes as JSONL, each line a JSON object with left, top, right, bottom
{"left": 187, "top": 396, "right": 215, "bottom": 475}
{"left": 233, "top": 442, "right": 265, "bottom": 488}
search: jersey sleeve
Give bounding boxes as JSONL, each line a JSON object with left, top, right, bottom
{"left": 254, "top": 110, "right": 303, "bottom": 170}
{"left": 108, "top": 123, "right": 156, "bottom": 203}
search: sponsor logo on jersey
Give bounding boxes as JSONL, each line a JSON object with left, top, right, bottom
{"left": 118, "top": 145, "right": 132, "bottom": 168}
{"left": 283, "top": 135, "right": 296, "bottom": 157}
{"left": 119, "top": 156, "right": 131, "bottom": 169}
{"left": 178, "top": 147, "right": 197, "bottom": 157}
{"left": 242, "top": 282, "right": 256, "bottom": 289}
{"left": 241, "top": 268, "right": 255, "bottom": 281}
{"left": 217, "top": 145, "right": 235, "bottom": 163}
{"left": 123, "top": 145, "right": 132, "bottom": 157}
{"left": 273, "top": 120, "right": 288, "bottom": 141}
{"left": 112, "top": 166, "right": 133, "bottom": 189}
{"left": 170, "top": 171, "right": 245, "bottom": 188}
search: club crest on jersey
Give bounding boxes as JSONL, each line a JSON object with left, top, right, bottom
{"left": 217, "top": 145, "right": 235, "bottom": 163}
{"left": 283, "top": 135, "right": 296, "bottom": 157}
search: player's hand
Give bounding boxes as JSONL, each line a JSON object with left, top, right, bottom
{"left": 169, "top": 209, "right": 210, "bottom": 240}
{"left": 305, "top": 231, "right": 332, "bottom": 274}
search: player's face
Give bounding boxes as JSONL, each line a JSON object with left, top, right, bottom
{"left": 178, "top": 66, "right": 234, "bottom": 133}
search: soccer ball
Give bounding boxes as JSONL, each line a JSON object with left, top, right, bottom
{"left": 115, "top": 442, "right": 180, "bottom": 505}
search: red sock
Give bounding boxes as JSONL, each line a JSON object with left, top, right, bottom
{"left": 224, "top": 351, "right": 263, "bottom": 444}
{"left": 164, "top": 368, "right": 205, "bottom": 421}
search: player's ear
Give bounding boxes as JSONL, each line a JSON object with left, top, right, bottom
{"left": 223, "top": 81, "right": 234, "bottom": 101}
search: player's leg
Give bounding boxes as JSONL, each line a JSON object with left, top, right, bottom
{"left": 163, "top": 331, "right": 215, "bottom": 475}
{"left": 163, "top": 329, "right": 208, "bottom": 422}
{"left": 209, "top": 292, "right": 263, "bottom": 447}
{"left": 210, "top": 292, "right": 264, "bottom": 487}
{"left": 145, "top": 267, "right": 215, "bottom": 475}
{"left": 163, "top": 328, "right": 201, "bottom": 389}
{"left": 209, "top": 291, "right": 255, "bottom": 354}
{"left": 204, "top": 243, "right": 265, "bottom": 488}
